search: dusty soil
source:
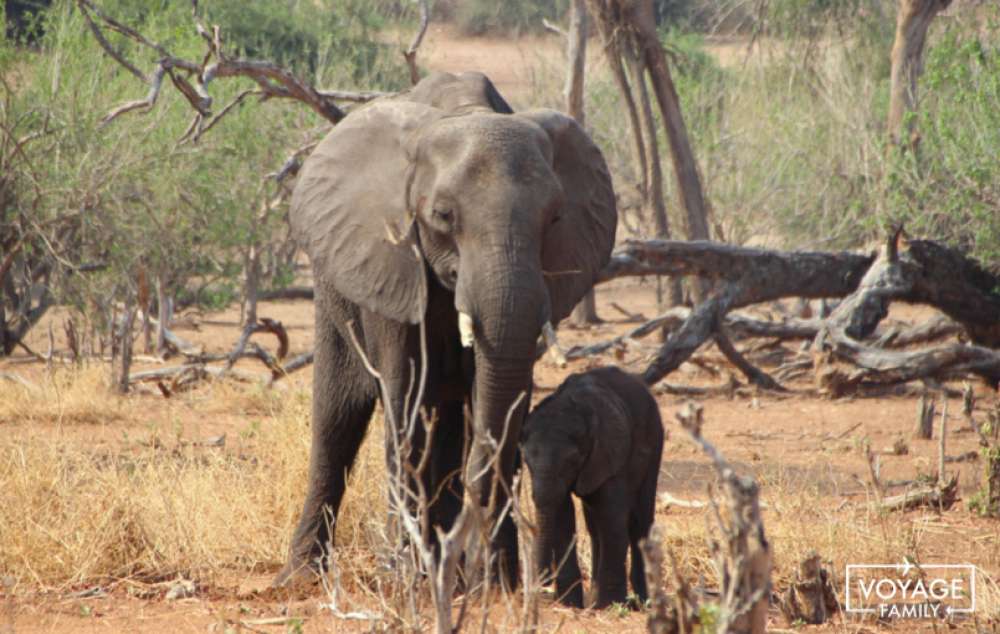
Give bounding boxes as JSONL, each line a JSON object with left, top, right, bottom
{"left": 3, "top": 22, "right": 999, "bottom": 634}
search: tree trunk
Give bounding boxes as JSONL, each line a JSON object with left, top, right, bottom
{"left": 588, "top": 0, "right": 648, "bottom": 203}
{"left": 887, "top": 0, "right": 952, "bottom": 148}
{"left": 112, "top": 295, "right": 136, "bottom": 394}
{"left": 563, "top": 0, "right": 603, "bottom": 327}
{"left": 155, "top": 273, "right": 173, "bottom": 357}
{"left": 624, "top": 45, "right": 669, "bottom": 240}
{"left": 564, "top": 0, "right": 587, "bottom": 126}
{"left": 621, "top": 31, "right": 683, "bottom": 324}
{"left": 626, "top": 0, "right": 711, "bottom": 244}
{"left": 243, "top": 244, "right": 261, "bottom": 327}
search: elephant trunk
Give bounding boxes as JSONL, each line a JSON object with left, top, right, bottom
{"left": 459, "top": 254, "right": 548, "bottom": 482}
{"left": 457, "top": 251, "right": 548, "bottom": 583}
{"left": 534, "top": 492, "right": 583, "bottom": 608}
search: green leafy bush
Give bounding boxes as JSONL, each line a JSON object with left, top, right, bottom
{"left": 454, "top": 0, "right": 564, "bottom": 36}
{"left": 885, "top": 30, "right": 1000, "bottom": 268}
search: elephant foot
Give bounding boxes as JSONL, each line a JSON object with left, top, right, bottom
{"left": 271, "top": 555, "right": 322, "bottom": 589}
{"left": 555, "top": 582, "right": 584, "bottom": 609}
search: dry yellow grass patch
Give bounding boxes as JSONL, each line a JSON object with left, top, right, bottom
{"left": 2, "top": 368, "right": 998, "bottom": 625}
{"left": 0, "top": 368, "right": 388, "bottom": 590}
{"left": 0, "top": 366, "right": 128, "bottom": 426}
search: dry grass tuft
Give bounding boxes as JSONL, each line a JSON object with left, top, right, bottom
{"left": 0, "top": 368, "right": 387, "bottom": 591}
{"left": 0, "top": 367, "right": 128, "bottom": 426}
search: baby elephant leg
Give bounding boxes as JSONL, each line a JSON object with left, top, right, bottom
{"left": 587, "top": 497, "right": 629, "bottom": 608}
{"left": 628, "top": 472, "right": 659, "bottom": 604}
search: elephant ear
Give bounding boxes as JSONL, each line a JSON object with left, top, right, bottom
{"left": 518, "top": 109, "right": 617, "bottom": 324}
{"left": 403, "top": 71, "right": 513, "bottom": 114}
{"left": 573, "top": 387, "right": 632, "bottom": 496}
{"left": 290, "top": 101, "right": 440, "bottom": 324}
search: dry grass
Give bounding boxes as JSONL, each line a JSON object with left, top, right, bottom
{"left": 0, "top": 367, "right": 387, "bottom": 590}
{"left": 0, "top": 366, "right": 129, "bottom": 426}
{"left": 2, "top": 365, "right": 998, "bottom": 629}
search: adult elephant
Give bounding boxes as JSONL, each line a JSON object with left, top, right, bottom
{"left": 277, "top": 71, "right": 617, "bottom": 586}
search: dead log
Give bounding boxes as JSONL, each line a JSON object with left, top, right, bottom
{"left": 878, "top": 477, "right": 958, "bottom": 512}
{"left": 599, "top": 239, "right": 874, "bottom": 295}
{"left": 813, "top": 233, "right": 1000, "bottom": 386}
{"left": 226, "top": 317, "right": 289, "bottom": 370}
{"left": 875, "top": 314, "right": 962, "bottom": 347}
{"left": 816, "top": 335, "right": 1000, "bottom": 392}
{"left": 643, "top": 290, "right": 735, "bottom": 385}
{"left": 817, "top": 231, "right": 1000, "bottom": 348}
{"left": 712, "top": 331, "right": 784, "bottom": 391}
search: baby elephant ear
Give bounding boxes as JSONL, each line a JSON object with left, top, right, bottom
{"left": 516, "top": 109, "right": 617, "bottom": 324}
{"left": 574, "top": 397, "right": 632, "bottom": 496}
{"left": 290, "top": 101, "right": 438, "bottom": 324}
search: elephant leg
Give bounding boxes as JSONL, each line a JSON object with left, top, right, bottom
{"left": 276, "top": 312, "right": 377, "bottom": 586}
{"left": 582, "top": 502, "right": 601, "bottom": 594}
{"left": 589, "top": 490, "right": 629, "bottom": 608}
{"left": 362, "top": 311, "right": 450, "bottom": 552}
{"left": 543, "top": 496, "right": 584, "bottom": 608}
{"left": 628, "top": 472, "right": 658, "bottom": 604}
{"left": 428, "top": 399, "right": 465, "bottom": 539}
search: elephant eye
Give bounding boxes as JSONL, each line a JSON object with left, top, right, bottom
{"left": 551, "top": 213, "right": 561, "bottom": 225}
{"left": 432, "top": 208, "right": 454, "bottom": 227}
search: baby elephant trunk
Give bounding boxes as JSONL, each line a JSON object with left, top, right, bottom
{"left": 533, "top": 490, "right": 584, "bottom": 608}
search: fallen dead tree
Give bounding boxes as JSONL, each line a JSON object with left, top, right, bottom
{"left": 611, "top": 235, "right": 1000, "bottom": 391}
{"left": 814, "top": 231, "right": 1000, "bottom": 388}
{"left": 128, "top": 317, "right": 307, "bottom": 395}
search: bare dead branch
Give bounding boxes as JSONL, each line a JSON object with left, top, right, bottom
{"left": 99, "top": 63, "right": 168, "bottom": 126}
{"left": 541, "top": 17, "right": 567, "bottom": 38}
{"left": 403, "top": 0, "right": 430, "bottom": 86}
{"left": 190, "top": 88, "right": 260, "bottom": 143}
{"left": 80, "top": 0, "right": 355, "bottom": 130}
{"left": 675, "top": 402, "right": 771, "bottom": 634}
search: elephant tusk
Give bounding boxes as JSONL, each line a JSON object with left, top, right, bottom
{"left": 458, "top": 312, "right": 475, "bottom": 348}
{"left": 541, "top": 321, "right": 567, "bottom": 368}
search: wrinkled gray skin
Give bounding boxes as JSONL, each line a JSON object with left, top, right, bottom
{"left": 276, "top": 72, "right": 617, "bottom": 586}
{"left": 521, "top": 367, "right": 663, "bottom": 608}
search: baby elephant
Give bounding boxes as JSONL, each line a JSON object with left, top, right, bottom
{"left": 521, "top": 366, "right": 664, "bottom": 609}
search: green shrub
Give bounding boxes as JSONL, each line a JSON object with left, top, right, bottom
{"left": 884, "top": 30, "right": 1000, "bottom": 269}
{"left": 455, "top": 0, "right": 565, "bottom": 36}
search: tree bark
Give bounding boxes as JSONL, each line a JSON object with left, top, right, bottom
{"left": 112, "top": 296, "right": 136, "bottom": 394}
{"left": 564, "top": 0, "right": 603, "bottom": 327}
{"left": 243, "top": 244, "right": 261, "bottom": 327}
{"left": 623, "top": 18, "right": 669, "bottom": 240}
{"left": 587, "top": 0, "right": 649, "bottom": 203}
{"left": 887, "top": 0, "right": 952, "bottom": 147}
{"left": 155, "top": 273, "right": 173, "bottom": 357}
{"left": 626, "top": 0, "right": 711, "bottom": 244}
